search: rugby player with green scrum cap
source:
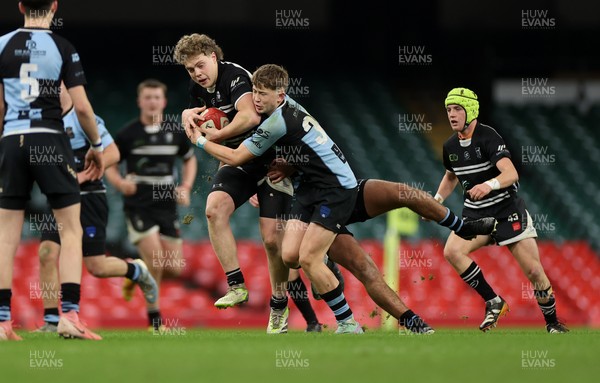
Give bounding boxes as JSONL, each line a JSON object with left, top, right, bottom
{"left": 432, "top": 87, "right": 568, "bottom": 333}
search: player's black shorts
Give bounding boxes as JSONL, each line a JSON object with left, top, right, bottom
{"left": 125, "top": 205, "right": 180, "bottom": 244}
{"left": 0, "top": 133, "right": 80, "bottom": 210}
{"left": 291, "top": 185, "right": 358, "bottom": 233}
{"left": 465, "top": 197, "right": 538, "bottom": 246}
{"left": 40, "top": 192, "right": 108, "bottom": 257}
{"left": 210, "top": 165, "right": 293, "bottom": 219}
{"left": 345, "top": 178, "right": 371, "bottom": 225}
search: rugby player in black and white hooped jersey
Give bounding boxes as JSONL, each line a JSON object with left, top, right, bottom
{"left": 435, "top": 87, "right": 568, "bottom": 333}
{"left": 0, "top": 0, "right": 104, "bottom": 341}
{"left": 34, "top": 84, "right": 158, "bottom": 333}
{"left": 188, "top": 64, "right": 367, "bottom": 334}
{"left": 105, "top": 79, "right": 197, "bottom": 331}
{"left": 175, "top": 34, "right": 325, "bottom": 334}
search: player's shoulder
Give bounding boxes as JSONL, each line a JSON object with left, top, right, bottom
{"left": 443, "top": 132, "right": 459, "bottom": 149}
{"left": 476, "top": 122, "right": 504, "bottom": 141}
{"left": 219, "top": 61, "right": 252, "bottom": 78}
{"left": 117, "top": 119, "right": 142, "bottom": 136}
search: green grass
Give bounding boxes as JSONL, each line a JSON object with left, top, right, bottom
{"left": 1, "top": 328, "right": 598, "bottom": 383}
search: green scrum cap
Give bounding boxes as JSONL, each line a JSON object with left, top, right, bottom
{"left": 445, "top": 87, "right": 479, "bottom": 124}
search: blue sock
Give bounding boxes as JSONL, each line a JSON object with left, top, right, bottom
{"left": 438, "top": 207, "right": 463, "bottom": 232}
{"left": 321, "top": 284, "right": 353, "bottom": 322}
{"left": 0, "top": 306, "right": 10, "bottom": 322}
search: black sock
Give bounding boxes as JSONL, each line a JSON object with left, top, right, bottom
{"left": 459, "top": 262, "right": 497, "bottom": 302}
{"left": 148, "top": 310, "right": 162, "bottom": 329}
{"left": 225, "top": 268, "right": 244, "bottom": 286}
{"left": 438, "top": 207, "right": 464, "bottom": 232}
{"left": 125, "top": 262, "right": 137, "bottom": 280}
{"left": 535, "top": 286, "right": 558, "bottom": 324}
{"left": 321, "top": 283, "right": 352, "bottom": 322}
{"left": 0, "top": 289, "right": 11, "bottom": 322}
{"left": 269, "top": 295, "right": 288, "bottom": 311}
{"left": 287, "top": 277, "right": 318, "bottom": 324}
{"left": 60, "top": 283, "right": 80, "bottom": 313}
{"left": 43, "top": 308, "right": 60, "bottom": 325}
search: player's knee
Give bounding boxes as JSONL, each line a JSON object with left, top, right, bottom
{"left": 262, "top": 235, "right": 279, "bottom": 257}
{"left": 86, "top": 262, "right": 109, "bottom": 278}
{"left": 349, "top": 254, "right": 378, "bottom": 283}
{"left": 443, "top": 247, "right": 462, "bottom": 264}
{"left": 38, "top": 243, "right": 58, "bottom": 266}
{"left": 205, "top": 202, "right": 230, "bottom": 223}
{"left": 282, "top": 250, "right": 299, "bottom": 268}
{"left": 524, "top": 264, "right": 544, "bottom": 283}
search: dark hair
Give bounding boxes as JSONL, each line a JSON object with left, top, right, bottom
{"left": 20, "top": 0, "right": 54, "bottom": 12}
{"left": 137, "top": 79, "right": 167, "bottom": 97}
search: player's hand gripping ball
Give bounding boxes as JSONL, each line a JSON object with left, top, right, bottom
{"left": 196, "top": 108, "right": 230, "bottom": 131}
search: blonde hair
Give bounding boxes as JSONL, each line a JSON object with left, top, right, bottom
{"left": 174, "top": 34, "right": 224, "bottom": 64}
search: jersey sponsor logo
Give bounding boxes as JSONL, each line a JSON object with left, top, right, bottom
{"left": 464, "top": 151, "right": 471, "bottom": 160}
{"left": 331, "top": 143, "right": 347, "bottom": 163}
{"left": 72, "top": 53, "right": 80, "bottom": 62}
{"left": 475, "top": 147, "right": 482, "bottom": 158}
{"left": 255, "top": 128, "right": 271, "bottom": 139}
{"left": 497, "top": 144, "right": 506, "bottom": 152}
{"left": 512, "top": 222, "right": 521, "bottom": 232}
{"left": 449, "top": 153, "right": 458, "bottom": 162}
{"left": 26, "top": 39, "right": 36, "bottom": 50}
{"left": 251, "top": 139, "right": 262, "bottom": 149}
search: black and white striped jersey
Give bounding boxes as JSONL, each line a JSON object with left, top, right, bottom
{"left": 443, "top": 123, "right": 518, "bottom": 218}
{"left": 115, "top": 119, "right": 194, "bottom": 209}
{"left": 188, "top": 61, "right": 256, "bottom": 148}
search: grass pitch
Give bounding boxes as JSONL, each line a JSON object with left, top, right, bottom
{"left": 1, "top": 327, "right": 598, "bottom": 383}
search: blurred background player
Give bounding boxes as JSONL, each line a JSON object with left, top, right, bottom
{"left": 0, "top": 0, "right": 104, "bottom": 340}
{"left": 34, "top": 84, "right": 158, "bottom": 332}
{"left": 105, "top": 79, "right": 197, "bottom": 330}
{"left": 189, "top": 64, "right": 365, "bottom": 334}
{"left": 175, "top": 34, "right": 305, "bottom": 334}
{"left": 435, "top": 87, "right": 568, "bottom": 333}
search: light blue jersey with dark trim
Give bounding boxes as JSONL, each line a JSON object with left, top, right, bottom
{"left": 243, "top": 96, "right": 356, "bottom": 189}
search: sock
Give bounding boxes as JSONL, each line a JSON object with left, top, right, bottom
{"left": 438, "top": 207, "right": 464, "bottom": 232}
{"left": 148, "top": 310, "right": 162, "bottom": 329}
{"left": 0, "top": 289, "right": 11, "bottom": 322}
{"left": 43, "top": 307, "right": 60, "bottom": 325}
{"left": 535, "top": 286, "right": 558, "bottom": 324}
{"left": 269, "top": 295, "right": 288, "bottom": 311}
{"left": 399, "top": 309, "right": 422, "bottom": 328}
{"left": 125, "top": 262, "right": 140, "bottom": 281}
{"left": 321, "top": 283, "right": 353, "bottom": 322}
{"left": 459, "top": 262, "right": 497, "bottom": 302}
{"left": 60, "top": 283, "right": 80, "bottom": 313}
{"left": 287, "top": 277, "right": 319, "bottom": 324}
{"left": 225, "top": 268, "right": 244, "bottom": 287}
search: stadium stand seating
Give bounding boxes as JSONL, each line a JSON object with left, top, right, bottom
{"left": 11, "top": 239, "right": 600, "bottom": 330}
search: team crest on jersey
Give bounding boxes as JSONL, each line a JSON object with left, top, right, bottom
{"left": 216, "top": 91, "right": 222, "bottom": 103}
{"left": 85, "top": 226, "right": 97, "bottom": 238}
{"left": 449, "top": 154, "right": 458, "bottom": 162}
{"left": 464, "top": 151, "right": 471, "bottom": 160}
{"left": 65, "top": 127, "right": 74, "bottom": 138}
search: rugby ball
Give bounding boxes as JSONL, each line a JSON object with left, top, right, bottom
{"left": 197, "top": 108, "right": 229, "bottom": 130}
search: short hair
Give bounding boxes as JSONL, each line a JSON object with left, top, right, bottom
{"left": 174, "top": 34, "right": 224, "bottom": 64}
{"left": 137, "top": 79, "right": 167, "bottom": 97}
{"left": 21, "top": 0, "right": 54, "bottom": 12}
{"left": 252, "top": 64, "right": 289, "bottom": 92}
